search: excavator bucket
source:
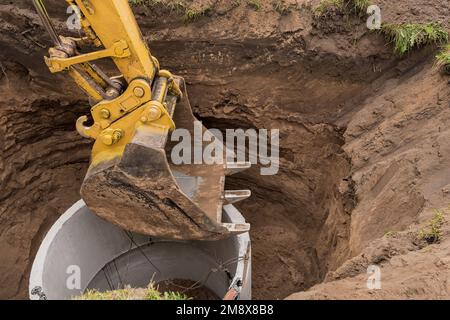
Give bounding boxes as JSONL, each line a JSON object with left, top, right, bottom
{"left": 81, "top": 77, "right": 251, "bottom": 240}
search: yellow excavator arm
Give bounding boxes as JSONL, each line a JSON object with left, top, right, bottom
{"left": 33, "top": 0, "right": 251, "bottom": 241}
{"left": 38, "top": 0, "right": 181, "bottom": 167}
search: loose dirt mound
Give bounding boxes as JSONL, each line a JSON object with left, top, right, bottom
{"left": 0, "top": 0, "right": 449, "bottom": 300}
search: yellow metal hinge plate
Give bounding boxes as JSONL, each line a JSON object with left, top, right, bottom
{"left": 45, "top": 39, "right": 130, "bottom": 73}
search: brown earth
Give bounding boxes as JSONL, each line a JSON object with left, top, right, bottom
{"left": 0, "top": 0, "right": 449, "bottom": 300}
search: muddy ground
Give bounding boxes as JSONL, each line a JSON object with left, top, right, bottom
{"left": 0, "top": 0, "right": 450, "bottom": 299}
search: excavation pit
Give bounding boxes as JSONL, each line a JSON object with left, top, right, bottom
{"left": 3, "top": 0, "right": 444, "bottom": 301}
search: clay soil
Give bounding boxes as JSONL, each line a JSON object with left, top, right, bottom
{"left": 1, "top": 0, "right": 450, "bottom": 300}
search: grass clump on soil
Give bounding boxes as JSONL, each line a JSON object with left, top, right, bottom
{"left": 384, "top": 230, "right": 399, "bottom": 238}
{"left": 435, "top": 44, "right": 450, "bottom": 73}
{"left": 381, "top": 23, "right": 449, "bottom": 55}
{"left": 313, "top": 0, "right": 342, "bottom": 17}
{"left": 129, "top": 0, "right": 212, "bottom": 22}
{"left": 247, "top": 0, "right": 262, "bottom": 11}
{"left": 184, "top": 6, "right": 213, "bottom": 22}
{"left": 313, "top": 0, "right": 371, "bottom": 17}
{"left": 129, "top": 0, "right": 187, "bottom": 12}
{"left": 349, "top": 0, "right": 371, "bottom": 12}
{"left": 74, "top": 284, "right": 191, "bottom": 300}
{"left": 272, "top": 1, "right": 293, "bottom": 15}
{"left": 417, "top": 209, "right": 445, "bottom": 245}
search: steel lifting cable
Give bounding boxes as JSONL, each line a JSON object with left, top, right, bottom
{"left": 163, "top": 256, "right": 248, "bottom": 293}
{"left": 102, "top": 266, "right": 114, "bottom": 291}
{"left": 113, "top": 260, "right": 124, "bottom": 289}
{"left": 170, "top": 250, "right": 250, "bottom": 292}
{"left": 32, "top": 0, "right": 121, "bottom": 96}
{"left": 123, "top": 230, "right": 162, "bottom": 274}
{"left": 31, "top": 0, "right": 61, "bottom": 46}
{"left": 156, "top": 250, "right": 247, "bottom": 292}
{"left": 94, "top": 228, "right": 248, "bottom": 298}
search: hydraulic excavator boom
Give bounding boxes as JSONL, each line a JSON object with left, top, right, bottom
{"left": 33, "top": 0, "right": 251, "bottom": 240}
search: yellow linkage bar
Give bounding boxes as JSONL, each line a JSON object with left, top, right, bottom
{"left": 67, "top": 0, "right": 157, "bottom": 82}
{"left": 45, "top": 40, "right": 131, "bottom": 73}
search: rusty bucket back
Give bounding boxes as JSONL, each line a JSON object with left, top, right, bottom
{"left": 81, "top": 77, "right": 251, "bottom": 240}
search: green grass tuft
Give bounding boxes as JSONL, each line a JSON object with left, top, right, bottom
{"left": 350, "top": 0, "right": 371, "bottom": 12}
{"left": 313, "top": 0, "right": 342, "bottom": 17}
{"left": 129, "top": 0, "right": 186, "bottom": 12}
{"left": 184, "top": 6, "right": 212, "bottom": 22}
{"left": 381, "top": 23, "right": 449, "bottom": 55}
{"left": 272, "top": 1, "right": 293, "bottom": 15}
{"left": 313, "top": 0, "right": 370, "bottom": 17}
{"left": 435, "top": 44, "right": 450, "bottom": 72}
{"left": 129, "top": 0, "right": 216, "bottom": 23}
{"left": 74, "top": 284, "right": 191, "bottom": 300}
{"left": 384, "top": 230, "right": 399, "bottom": 238}
{"left": 247, "top": 0, "right": 262, "bottom": 11}
{"left": 418, "top": 209, "right": 445, "bottom": 245}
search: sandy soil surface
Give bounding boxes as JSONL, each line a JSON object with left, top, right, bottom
{"left": 0, "top": 0, "right": 449, "bottom": 299}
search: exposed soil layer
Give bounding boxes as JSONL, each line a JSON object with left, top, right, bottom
{"left": 1, "top": 0, "right": 450, "bottom": 300}
{"left": 0, "top": 60, "right": 91, "bottom": 298}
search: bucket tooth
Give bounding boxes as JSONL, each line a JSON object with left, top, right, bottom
{"left": 224, "top": 190, "right": 252, "bottom": 205}
{"left": 222, "top": 222, "right": 251, "bottom": 234}
{"left": 225, "top": 162, "right": 252, "bottom": 176}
